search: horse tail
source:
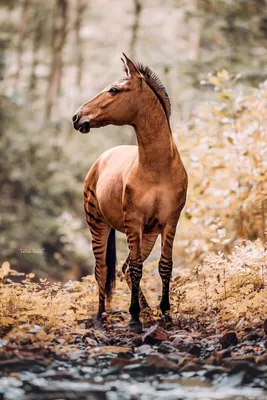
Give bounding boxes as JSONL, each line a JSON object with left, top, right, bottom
{"left": 105, "top": 228, "right": 116, "bottom": 299}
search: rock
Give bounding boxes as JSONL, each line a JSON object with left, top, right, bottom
{"left": 134, "top": 344, "right": 153, "bottom": 355}
{"left": 142, "top": 325, "right": 169, "bottom": 345}
{"left": 158, "top": 341, "right": 175, "bottom": 354}
{"left": 204, "top": 365, "right": 228, "bottom": 379}
{"left": 169, "top": 333, "right": 189, "bottom": 342}
{"left": 188, "top": 343, "right": 202, "bottom": 357}
{"left": 264, "top": 319, "right": 267, "bottom": 335}
{"left": 117, "top": 351, "right": 134, "bottom": 359}
{"left": 222, "top": 357, "right": 257, "bottom": 370}
{"left": 167, "top": 353, "right": 182, "bottom": 363}
{"left": 242, "top": 332, "right": 260, "bottom": 342}
{"left": 20, "top": 338, "right": 32, "bottom": 346}
{"left": 132, "top": 335, "right": 142, "bottom": 347}
{"left": 219, "top": 332, "right": 238, "bottom": 349}
{"left": 228, "top": 361, "right": 261, "bottom": 383}
{"left": 172, "top": 336, "right": 201, "bottom": 357}
{"left": 205, "top": 349, "right": 231, "bottom": 365}
{"left": 28, "top": 325, "right": 42, "bottom": 334}
{"left": 179, "top": 362, "right": 203, "bottom": 372}
{"left": 146, "top": 353, "right": 177, "bottom": 371}
{"left": 256, "top": 353, "right": 267, "bottom": 365}
{"left": 85, "top": 338, "right": 98, "bottom": 347}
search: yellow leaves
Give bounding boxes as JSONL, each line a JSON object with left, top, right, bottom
{"left": 216, "top": 91, "right": 232, "bottom": 102}
{"left": 2, "top": 261, "right": 10, "bottom": 275}
{"left": 208, "top": 76, "right": 222, "bottom": 87}
{"left": 0, "top": 270, "right": 4, "bottom": 281}
{"left": 171, "top": 239, "right": 267, "bottom": 330}
{"left": 0, "top": 265, "right": 139, "bottom": 352}
{"left": 217, "top": 69, "right": 229, "bottom": 80}
{"left": 208, "top": 70, "right": 230, "bottom": 89}
{"left": 0, "top": 261, "right": 11, "bottom": 283}
{"left": 0, "top": 317, "right": 15, "bottom": 326}
{"left": 210, "top": 238, "right": 220, "bottom": 243}
{"left": 179, "top": 70, "right": 267, "bottom": 264}
{"left": 26, "top": 273, "right": 35, "bottom": 279}
{"left": 0, "top": 262, "right": 24, "bottom": 283}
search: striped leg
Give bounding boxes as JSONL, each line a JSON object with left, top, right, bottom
{"left": 91, "top": 223, "right": 111, "bottom": 320}
{"left": 125, "top": 225, "right": 143, "bottom": 333}
{"left": 159, "top": 223, "right": 177, "bottom": 321}
{"left": 122, "top": 233, "right": 158, "bottom": 310}
{"left": 122, "top": 256, "right": 150, "bottom": 309}
{"left": 84, "top": 189, "right": 110, "bottom": 320}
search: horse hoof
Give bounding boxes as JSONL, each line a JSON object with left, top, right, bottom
{"left": 94, "top": 312, "right": 108, "bottom": 328}
{"left": 129, "top": 321, "right": 143, "bottom": 334}
{"left": 160, "top": 314, "right": 172, "bottom": 326}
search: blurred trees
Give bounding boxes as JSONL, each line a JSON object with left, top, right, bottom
{"left": 0, "top": 0, "right": 266, "bottom": 279}
{"left": 179, "top": 72, "right": 267, "bottom": 262}
{"left": 46, "top": 0, "right": 68, "bottom": 118}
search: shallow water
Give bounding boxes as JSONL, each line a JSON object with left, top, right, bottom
{"left": 1, "top": 359, "right": 267, "bottom": 400}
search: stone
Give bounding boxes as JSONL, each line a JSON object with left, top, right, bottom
{"left": 146, "top": 353, "right": 177, "bottom": 371}
{"left": 219, "top": 332, "right": 238, "bottom": 349}
{"left": 134, "top": 344, "right": 153, "bottom": 355}
{"left": 85, "top": 337, "right": 98, "bottom": 347}
{"left": 172, "top": 336, "right": 201, "bottom": 357}
{"left": 142, "top": 325, "right": 169, "bottom": 345}
{"left": 158, "top": 341, "right": 175, "bottom": 354}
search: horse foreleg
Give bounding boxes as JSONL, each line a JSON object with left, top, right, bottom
{"left": 122, "top": 257, "right": 150, "bottom": 310}
{"left": 122, "top": 233, "right": 158, "bottom": 310}
{"left": 158, "top": 223, "right": 177, "bottom": 322}
{"left": 125, "top": 226, "right": 143, "bottom": 333}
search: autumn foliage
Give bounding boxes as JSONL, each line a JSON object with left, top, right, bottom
{"left": 1, "top": 72, "right": 266, "bottom": 350}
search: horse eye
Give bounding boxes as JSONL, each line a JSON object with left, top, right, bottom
{"left": 109, "top": 87, "right": 120, "bottom": 95}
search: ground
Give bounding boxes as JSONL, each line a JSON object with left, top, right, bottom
{"left": 1, "top": 257, "right": 267, "bottom": 400}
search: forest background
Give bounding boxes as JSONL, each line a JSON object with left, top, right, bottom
{"left": 1, "top": 0, "right": 266, "bottom": 286}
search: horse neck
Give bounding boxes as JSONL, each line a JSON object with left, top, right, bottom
{"left": 133, "top": 99, "right": 176, "bottom": 174}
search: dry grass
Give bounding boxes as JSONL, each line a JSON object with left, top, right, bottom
{"left": 171, "top": 239, "right": 267, "bottom": 333}
{"left": 1, "top": 240, "right": 266, "bottom": 352}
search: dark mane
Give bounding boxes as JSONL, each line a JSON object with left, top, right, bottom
{"left": 137, "top": 63, "right": 171, "bottom": 121}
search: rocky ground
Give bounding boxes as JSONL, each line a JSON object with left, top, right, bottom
{"left": 1, "top": 312, "right": 267, "bottom": 400}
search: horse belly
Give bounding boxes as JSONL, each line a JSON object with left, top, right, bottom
{"left": 96, "top": 168, "right": 126, "bottom": 233}
{"left": 98, "top": 190, "right": 125, "bottom": 233}
{"left": 88, "top": 145, "right": 137, "bottom": 233}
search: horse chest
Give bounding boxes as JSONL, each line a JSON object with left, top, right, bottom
{"left": 124, "top": 183, "right": 180, "bottom": 224}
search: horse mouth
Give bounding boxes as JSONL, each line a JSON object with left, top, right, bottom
{"left": 78, "top": 121, "right": 90, "bottom": 134}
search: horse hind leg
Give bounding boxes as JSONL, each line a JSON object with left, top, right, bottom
{"left": 122, "top": 233, "right": 158, "bottom": 310}
{"left": 87, "top": 216, "right": 113, "bottom": 321}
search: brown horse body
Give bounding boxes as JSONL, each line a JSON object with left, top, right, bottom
{"left": 73, "top": 54, "right": 187, "bottom": 332}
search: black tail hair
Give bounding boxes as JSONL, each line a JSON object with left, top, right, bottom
{"left": 105, "top": 228, "right": 116, "bottom": 298}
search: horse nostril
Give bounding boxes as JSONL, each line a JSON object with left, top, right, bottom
{"left": 72, "top": 114, "right": 78, "bottom": 123}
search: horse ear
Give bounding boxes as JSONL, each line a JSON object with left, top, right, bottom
{"left": 121, "top": 57, "right": 129, "bottom": 76}
{"left": 122, "top": 53, "right": 141, "bottom": 77}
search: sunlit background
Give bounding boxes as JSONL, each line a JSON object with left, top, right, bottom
{"left": 1, "top": 0, "right": 266, "bottom": 281}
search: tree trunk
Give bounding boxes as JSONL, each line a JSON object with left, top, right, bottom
{"left": 15, "top": 0, "right": 30, "bottom": 88}
{"left": 45, "top": 0, "right": 68, "bottom": 119}
{"left": 75, "top": 0, "right": 86, "bottom": 89}
{"left": 130, "top": 0, "right": 142, "bottom": 59}
{"left": 29, "top": 10, "right": 44, "bottom": 91}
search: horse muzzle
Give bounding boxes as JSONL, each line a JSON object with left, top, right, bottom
{"left": 72, "top": 114, "right": 91, "bottom": 134}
